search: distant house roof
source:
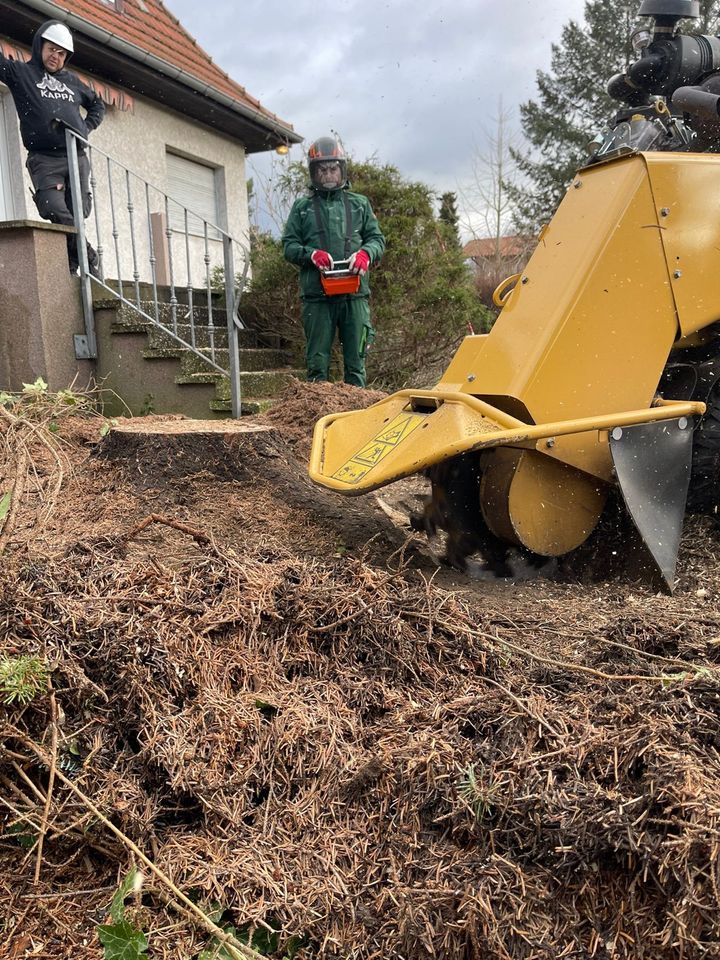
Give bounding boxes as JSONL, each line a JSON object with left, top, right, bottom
{"left": 0, "top": 0, "right": 301, "bottom": 152}
{"left": 463, "top": 236, "right": 530, "bottom": 260}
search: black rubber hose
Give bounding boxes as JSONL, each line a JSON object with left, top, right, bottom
{"left": 672, "top": 85, "right": 720, "bottom": 119}
{"left": 607, "top": 72, "right": 651, "bottom": 105}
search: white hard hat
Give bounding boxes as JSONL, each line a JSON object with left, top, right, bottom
{"left": 41, "top": 23, "right": 74, "bottom": 54}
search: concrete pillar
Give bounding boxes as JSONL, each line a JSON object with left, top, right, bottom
{"left": 0, "top": 220, "right": 93, "bottom": 391}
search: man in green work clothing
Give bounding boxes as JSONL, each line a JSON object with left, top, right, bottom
{"left": 282, "top": 137, "right": 385, "bottom": 387}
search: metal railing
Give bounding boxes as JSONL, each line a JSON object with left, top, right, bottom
{"left": 66, "top": 128, "right": 249, "bottom": 418}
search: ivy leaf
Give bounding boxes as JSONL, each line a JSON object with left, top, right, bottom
{"left": 7, "top": 822, "right": 37, "bottom": 849}
{"left": 107, "top": 867, "right": 141, "bottom": 923}
{"left": 97, "top": 921, "right": 148, "bottom": 960}
{"left": 22, "top": 377, "right": 48, "bottom": 396}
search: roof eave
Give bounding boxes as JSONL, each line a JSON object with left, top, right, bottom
{"left": 4, "top": 0, "right": 302, "bottom": 152}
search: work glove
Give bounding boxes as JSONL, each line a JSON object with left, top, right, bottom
{"left": 348, "top": 249, "right": 370, "bottom": 276}
{"left": 311, "top": 250, "right": 334, "bottom": 272}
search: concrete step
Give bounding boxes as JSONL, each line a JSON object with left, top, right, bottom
{"left": 97, "top": 280, "right": 224, "bottom": 308}
{"left": 141, "top": 346, "right": 289, "bottom": 376}
{"left": 99, "top": 299, "right": 283, "bottom": 350}
{"left": 109, "top": 317, "right": 261, "bottom": 352}
{"left": 210, "top": 397, "right": 277, "bottom": 416}
{"left": 96, "top": 291, "right": 295, "bottom": 418}
{"left": 178, "top": 347, "right": 287, "bottom": 376}
{"left": 176, "top": 368, "right": 304, "bottom": 400}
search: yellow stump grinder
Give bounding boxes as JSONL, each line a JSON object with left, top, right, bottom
{"left": 309, "top": 0, "right": 720, "bottom": 590}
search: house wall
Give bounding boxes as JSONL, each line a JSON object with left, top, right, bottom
{"left": 86, "top": 94, "right": 250, "bottom": 288}
{"left": 0, "top": 82, "right": 250, "bottom": 288}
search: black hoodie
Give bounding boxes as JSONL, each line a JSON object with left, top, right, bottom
{"left": 0, "top": 20, "right": 105, "bottom": 155}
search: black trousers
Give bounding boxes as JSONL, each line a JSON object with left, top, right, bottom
{"left": 26, "top": 152, "right": 98, "bottom": 272}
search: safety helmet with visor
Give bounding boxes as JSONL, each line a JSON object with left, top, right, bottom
{"left": 308, "top": 137, "right": 347, "bottom": 190}
{"left": 40, "top": 22, "right": 74, "bottom": 54}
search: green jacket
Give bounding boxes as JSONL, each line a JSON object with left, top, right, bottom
{"left": 282, "top": 186, "right": 385, "bottom": 300}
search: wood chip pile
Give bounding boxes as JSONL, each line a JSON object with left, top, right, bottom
{"left": 1, "top": 386, "right": 720, "bottom": 959}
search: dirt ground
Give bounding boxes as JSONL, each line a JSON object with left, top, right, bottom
{"left": 1, "top": 381, "right": 720, "bottom": 959}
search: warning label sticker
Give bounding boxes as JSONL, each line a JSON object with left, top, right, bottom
{"left": 332, "top": 412, "right": 425, "bottom": 485}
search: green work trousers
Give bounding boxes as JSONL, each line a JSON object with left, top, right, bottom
{"left": 302, "top": 296, "right": 373, "bottom": 387}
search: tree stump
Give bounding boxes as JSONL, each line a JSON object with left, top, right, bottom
{"left": 98, "top": 416, "right": 424, "bottom": 561}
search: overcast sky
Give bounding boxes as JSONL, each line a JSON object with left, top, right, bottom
{"left": 167, "top": 0, "right": 590, "bottom": 237}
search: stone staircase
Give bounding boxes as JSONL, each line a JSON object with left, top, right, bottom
{"left": 94, "top": 289, "right": 303, "bottom": 418}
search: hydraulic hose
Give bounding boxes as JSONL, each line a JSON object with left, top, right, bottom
{"left": 672, "top": 85, "right": 720, "bottom": 119}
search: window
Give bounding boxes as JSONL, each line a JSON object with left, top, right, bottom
{"left": 166, "top": 152, "right": 221, "bottom": 239}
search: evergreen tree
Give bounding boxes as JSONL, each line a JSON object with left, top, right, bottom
{"left": 438, "top": 192, "right": 461, "bottom": 247}
{"left": 508, "top": 0, "right": 720, "bottom": 231}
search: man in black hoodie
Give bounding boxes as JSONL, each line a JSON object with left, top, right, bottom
{"left": 0, "top": 20, "right": 105, "bottom": 275}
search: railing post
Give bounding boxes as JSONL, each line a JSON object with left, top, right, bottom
{"left": 66, "top": 128, "right": 97, "bottom": 359}
{"left": 223, "top": 235, "right": 242, "bottom": 418}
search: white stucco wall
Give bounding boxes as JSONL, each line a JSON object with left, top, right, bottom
{"left": 87, "top": 94, "right": 250, "bottom": 288}
{"left": 0, "top": 80, "right": 250, "bottom": 288}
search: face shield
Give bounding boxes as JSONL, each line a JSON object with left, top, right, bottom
{"left": 312, "top": 159, "right": 345, "bottom": 190}
{"left": 308, "top": 137, "right": 347, "bottom": 190}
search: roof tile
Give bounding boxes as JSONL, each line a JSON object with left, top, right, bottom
{"left": 58, "top": 0, "right": 290, "bottom": 128}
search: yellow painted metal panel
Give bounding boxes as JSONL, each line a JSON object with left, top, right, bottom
{"left": 481, "top": 449, "right": 607, "bottom": 556}
{"left": 441, "top": 154, "right": 679, "bottom": 422}
{"left": 315, "top": 394, "right": 500, "bottom": 491}
{"left": 309, "top": 389, "right": 703, "bottom": 493}
{"left": 308, "top": 153, "right": 717, "bottom": 498}
{"left": 644, "top": 153, "right": 720, "bottom": 337}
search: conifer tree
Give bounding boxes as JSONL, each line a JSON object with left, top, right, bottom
{"left": 509, "top": 0, "right": 720, "bottom": 231}
{"left": 438, "top": 192, "right": 461, "bottom": 247}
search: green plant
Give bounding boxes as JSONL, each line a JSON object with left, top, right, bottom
{"left": 56, "top": 388, "right": 85, "bottom": 406}
{"left": 0, "top": 655, "right": 48, "bottom": 705}
{"left": 99, "top": 418, "right": 119, "bottom": 438}
{"left": 458, "top": 763, "right": 499, "bottom": 822}
{"left": 21, "top": 377, "right": 48, "bottom": 398}
{"left": 97, "top": 868, "right": 148, "bottom": 960}
{"left": 97, "top": 921, "right": 148, "bottom": 960}
{"left": 6, "top": 822, "right": 37, "bottom": 849}
{"left": 198, "top": 921, "right": 306, "bottom": 960}
{"left": 139, "top": 394, "right": 155, "bottom": 417}
{"left": 0, "top": 383, "right": 100, "bottom": 426}
{"left": 0, "top": 492, "right": 10, "bottom": 525}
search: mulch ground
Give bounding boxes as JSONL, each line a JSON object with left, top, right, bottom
{"left": 1, "top": 381, "right": 720, "bottom": 960}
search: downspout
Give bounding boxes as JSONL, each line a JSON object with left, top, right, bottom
{"left": 18, "top": 0, "right": 301, "bottom": 144}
